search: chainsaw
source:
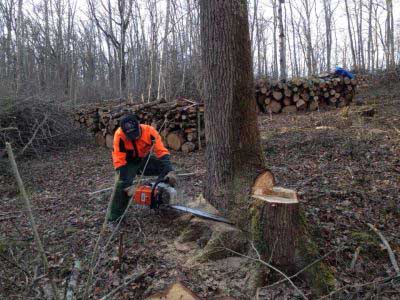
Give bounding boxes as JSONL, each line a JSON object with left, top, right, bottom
{"left": 131, "top": 179, "right": 232, "bottom": 224}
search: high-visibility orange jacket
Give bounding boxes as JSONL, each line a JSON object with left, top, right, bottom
{"left": 112, "top": 124, "right": 170, "bottom": 169}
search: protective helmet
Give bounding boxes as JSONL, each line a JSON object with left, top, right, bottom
{"left": 120, "top": 114, "right": 141, "bottom": 140}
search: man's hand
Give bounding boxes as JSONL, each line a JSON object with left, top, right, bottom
{"left": 164, "top": 171, "right": 177, "bottom": 187}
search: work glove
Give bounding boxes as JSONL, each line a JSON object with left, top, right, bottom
{"left": 164, "top": 171, "right": 177, "bottom": 187}
{"left": 117, "top": 165, "right": 130, "bottom": 188}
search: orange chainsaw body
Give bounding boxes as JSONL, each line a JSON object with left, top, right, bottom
{"left": 133, "top": 185, "right": 156, "bottom": 206}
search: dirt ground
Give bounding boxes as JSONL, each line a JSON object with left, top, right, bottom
{"left": 1, "top": 85, "right": 400, "bottom": 299}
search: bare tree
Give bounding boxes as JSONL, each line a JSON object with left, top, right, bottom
{"left": 88, "top": 0, "right": 133, "bottom": 97}
{"left": 278, "top": 0, "right": 287, "bottom": 80}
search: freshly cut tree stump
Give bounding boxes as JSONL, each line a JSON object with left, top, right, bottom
{"left": 251, "top": 185, "right": 300, "bottom": 273}
{"left": 167, "top": 132, "right": 185, "bottom": 151}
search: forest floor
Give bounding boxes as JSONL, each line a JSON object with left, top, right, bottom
{"left": 1, "top": 85, "right": 400, "bottom": 300}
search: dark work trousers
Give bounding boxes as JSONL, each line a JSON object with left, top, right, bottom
{"left": 107, "top": 155, "right": 168, "bottom": 221}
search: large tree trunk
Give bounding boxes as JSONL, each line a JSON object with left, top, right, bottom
{"left": 199, "top": 0, "right": 266, "bottom": 220}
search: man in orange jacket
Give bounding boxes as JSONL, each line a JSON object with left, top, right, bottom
{"left": 108, "top": 114, "right": 176, "bottom": 222}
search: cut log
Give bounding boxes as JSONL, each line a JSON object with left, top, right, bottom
{"left": 272, "top": 91, "right": 283, "bottom": 101}
{"left": 309, "top": 101, "right": 319, "bottom": 111}
{"left": 283, "top": 97, "right": 292, "bottom": 106}
{"left": 167, "top": 131, "right": 185, "bottom": 151}
{"left": 296, "top": 99, "right": 307, "bottom": 110}
{"left": 181, "top": 142, "right": 196, "bottom": 153}
{"left": 268, "top": 100, "right": 282, "bottom": 114}
{"left": 282, "top": 105, "right": 297, "bottom": 113}
{"left": 260, "top": 87, "right": 268, "bottom": 94}
{"left": 95, "top": 132, "right": 106, "bottom": 147}
{"left": 284, "top": 88, "right": 292, "bottom": 97}
{"left": 186, "top": 132, "right": 197, "bottom": 142}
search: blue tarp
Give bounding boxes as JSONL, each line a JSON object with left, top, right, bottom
{"left": 334, "top": 67, "right": 354, "bottom": 79}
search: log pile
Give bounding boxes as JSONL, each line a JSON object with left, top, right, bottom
{"left": 74, "top": 98, "right": 205, "bottom": 153}
{"left": 255, "top": 74, "right": 357, "bottom": 114}
{"left": 75, "top": 75, "right": 358, "bottom": 152}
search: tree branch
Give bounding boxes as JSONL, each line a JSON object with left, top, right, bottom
{"left": 6, "top": 142, "right": 60, "bottom": 300}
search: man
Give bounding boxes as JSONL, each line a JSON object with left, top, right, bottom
{"left": 108, "top": 114, "right": 177, "bottom": 222}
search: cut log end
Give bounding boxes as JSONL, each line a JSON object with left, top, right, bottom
{"left": 166, "top": 132, "right": 185, "bottom": 151}
{"left": 181, "top": 142, "right": 196, "bottom": 153}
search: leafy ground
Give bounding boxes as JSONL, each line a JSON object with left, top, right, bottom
{"left": 1, "top": 86, "right": 400, "bottom": 299}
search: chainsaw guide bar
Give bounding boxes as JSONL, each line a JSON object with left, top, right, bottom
{"left": 168, "top": 205, "right": 233, "bottom": 224}
{"left": 132, "top": 180, "right": 233, "bottom": 224}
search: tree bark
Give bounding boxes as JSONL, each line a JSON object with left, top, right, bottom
{"left": 199, "top": 0, "right": 266, "bottom": 219}
{"left": 345, "top": 0, "right": 357, "bottom": 70}
{"left": 278, "top": 0, "right": 286, "bottom": 80}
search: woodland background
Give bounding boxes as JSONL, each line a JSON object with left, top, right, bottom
{"left": 0, "top": 0, "right": 398, "bottom": 105}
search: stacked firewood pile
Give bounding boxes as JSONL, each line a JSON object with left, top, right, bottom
{"left": 255, "top": 75, "right": 357, "bottom": 114}
{"left": 356, "top": 75, "right": 372, "bottom": 90}
{"left": 75, "top": 75, "right": 358, "bottom": 152}
{"left": 74, "top": 98, "right": 205, "bottom": 153}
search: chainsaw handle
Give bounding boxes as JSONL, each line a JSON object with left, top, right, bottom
{"left": 150, "top": 178, "right": 167, "bottom": 209}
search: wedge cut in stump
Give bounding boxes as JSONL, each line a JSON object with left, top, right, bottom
{"left": 251, "top": 183, "right": 299, "bottom": 274}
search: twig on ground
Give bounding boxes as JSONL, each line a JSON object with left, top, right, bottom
{"left": 0, "top": 252, "right": 30, "bottom": 276}
{"left": 133, "top": 217, "right": 146, "bottom": 239}
{"left": 317, "top": 274, "right": 400, "bottom": 300}
{"left": 350, "top": 246, "right": 361, "bottom": 271}
{"left": 367, "top": 223, "right": 400, "bottom": 275}
{"left": 266, "top": 245, "right": 344, "bottom": 289}
{"left": 0, "top": 127, "right": 18, "bottom": 132}
{"left": 6, "top": 142, "right": 60, "bottom": 300}
{"left": 83, "top": 177, "right": 118, "bottom": 299}
{"left": 66, "top": 260, "right": 81, "bottom": 300}
{"left": 98, "top": 268, "right": 152, "bottom": 300}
